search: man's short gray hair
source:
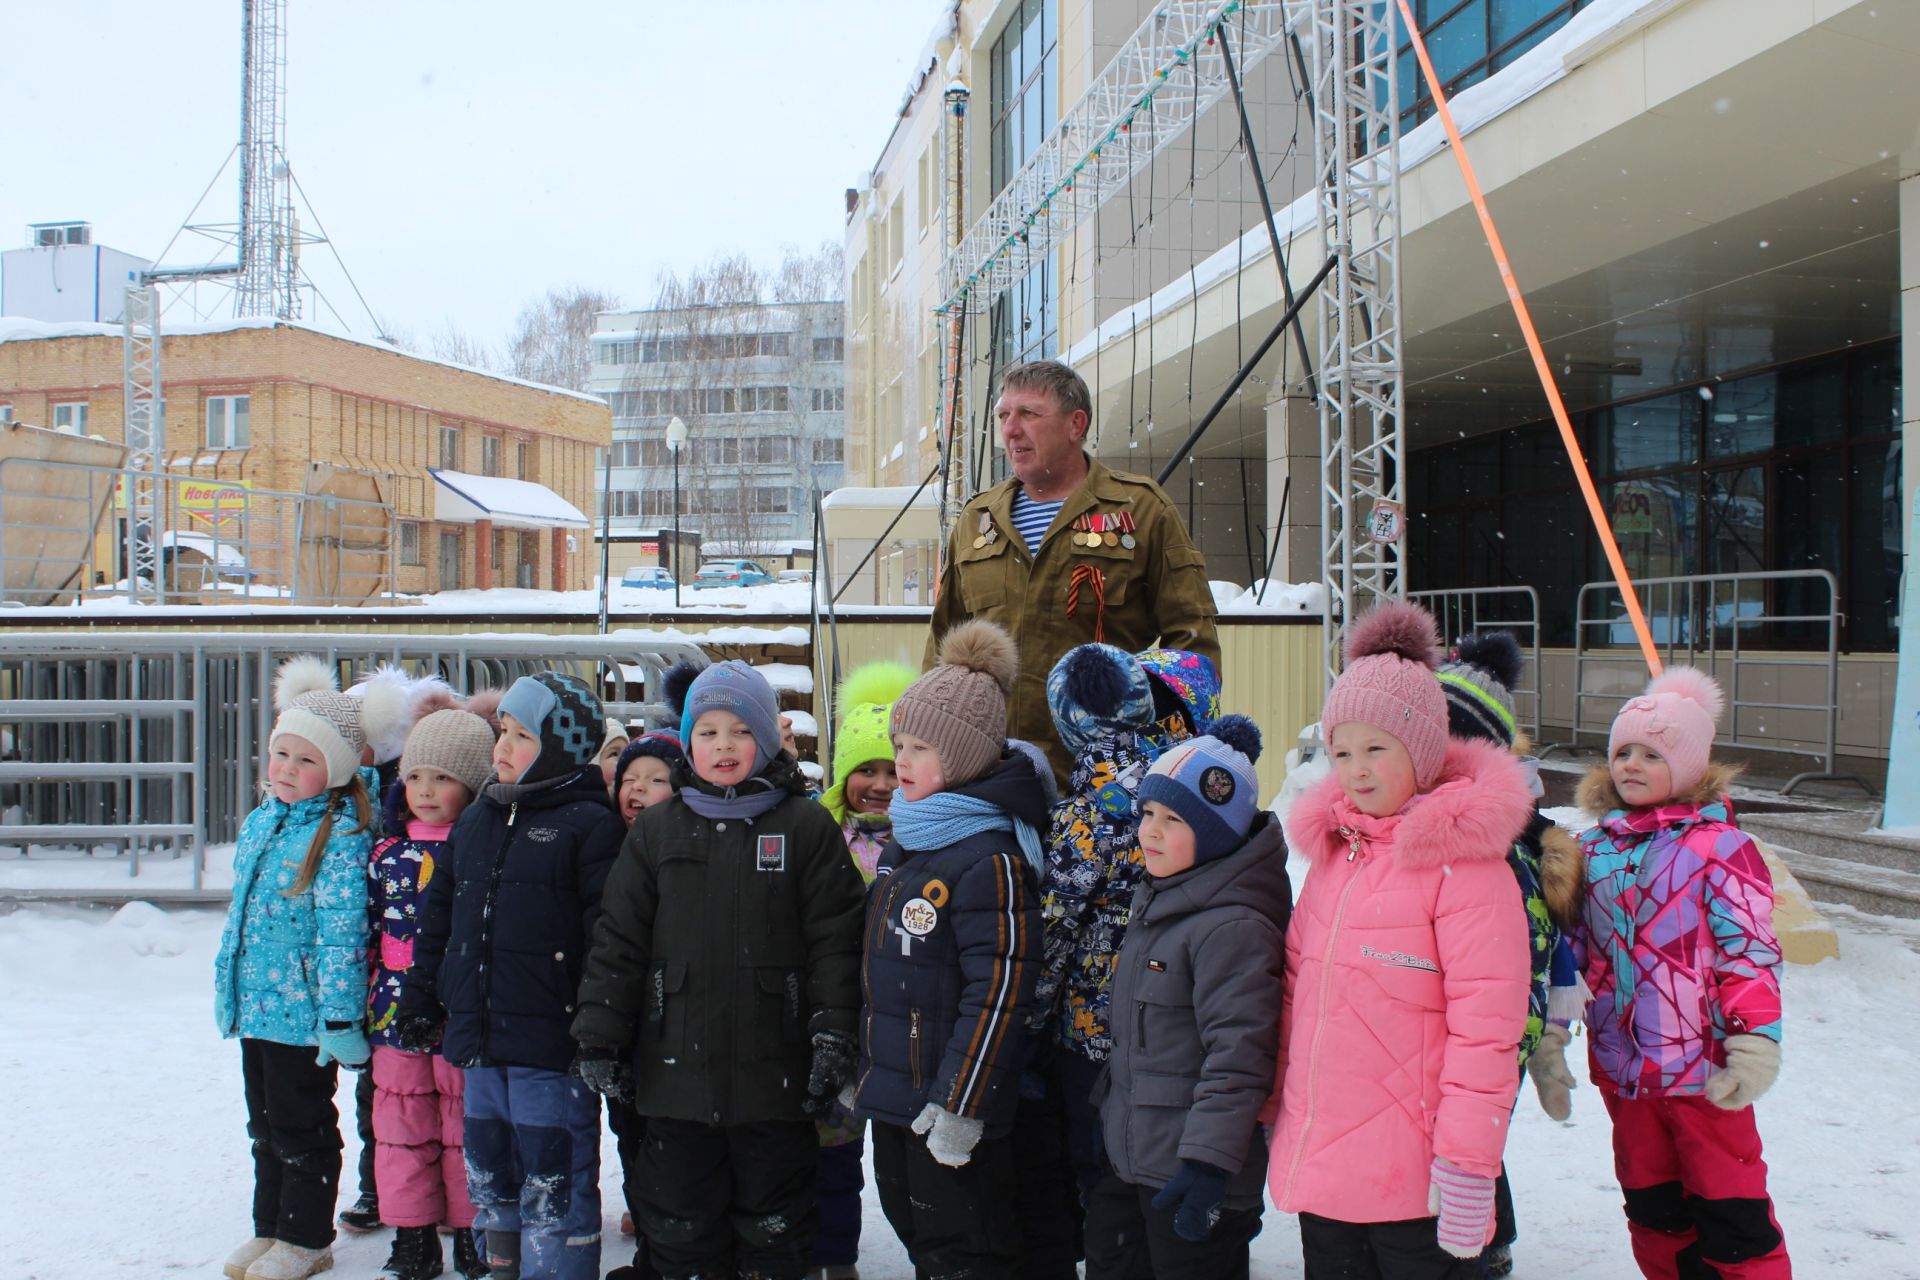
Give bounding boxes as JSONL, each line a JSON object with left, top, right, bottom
{"left": 999, "top": 361, "right": 1091, "bottom": 421}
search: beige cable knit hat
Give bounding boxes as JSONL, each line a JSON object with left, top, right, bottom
{"left": 400, "top": 708, "right": 498, "bottom": 797}
{"left": 271, "top": 656, "right": 366, "bottom": 790}
{"left": 890, "top": 620, "right": 1018, "bottom": 789}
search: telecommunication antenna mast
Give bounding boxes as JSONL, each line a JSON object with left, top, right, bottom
{"left": 122, "top": 0, "right": 293, "bottom": 599}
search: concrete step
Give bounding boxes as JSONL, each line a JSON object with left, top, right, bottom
{"left": 1766, "top": 846, "right": 1920, "bottom": 920}
{"left": 1739, "top": 811, "right": 1920, "bottom": 876}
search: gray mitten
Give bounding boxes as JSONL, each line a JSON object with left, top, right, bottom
{"left": 1705, "top": 1034, "right": 1779, "bottom": 1110}
{"left": 911, "top": 1101, "right": 984, "bottom": 1168}
{"left": 1527, "top": 1023, "right": 1577, "bottom": 1121}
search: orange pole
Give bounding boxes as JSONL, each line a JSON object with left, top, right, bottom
{"left": 1392, "top": 0, "right": 1662, "bottom": 676}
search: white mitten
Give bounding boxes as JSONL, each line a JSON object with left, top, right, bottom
{"left": 910, "top": 1101, "right": 984, "bottom": 1168}
{"left": 1527, "top": 1023, "right": 1577, "bottom": 1122}
{"left": 1705, "top": 1034, "right": 1780, "bottom": 1110}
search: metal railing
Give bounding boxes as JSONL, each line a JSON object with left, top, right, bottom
{"left": 0, "top": 456, "right": 398, "bottom": 608}
{"left": 1408, "top": 585, "right": 1543, "bottom": 745}
{"left": 1559, "top": 569, "right": 1869, "bottom": 795}
{"left": 0, "top": 631, "right": 708, "bottom": 887}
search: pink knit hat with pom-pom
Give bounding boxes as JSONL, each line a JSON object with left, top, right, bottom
{"left": 1321, "top": 600, "right": 1449, "bottom": 788}
{"left": 1608, "top": 666, "right": 1723, "bottom": 796}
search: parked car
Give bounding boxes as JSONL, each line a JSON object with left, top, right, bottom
{"left": 690, "top": 559, "right": 775, "bottom": 589}
{"left": 620, "top": 565, "right": 675, "bottom": 589}
{"left": 776, "top": 568, "right": 813, "bottom": 584}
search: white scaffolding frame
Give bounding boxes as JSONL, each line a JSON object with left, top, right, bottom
{"left": 236, "top": 0, "right": 299, "bottom": 320}
{"left": 121, "top": 285, "right": 164, "bottom": 602}
{"left": 1303, "top": 0, "right": 1405, "bottom": 687}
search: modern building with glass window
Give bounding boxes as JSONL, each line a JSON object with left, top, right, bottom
{"left": 845, "top": 0, "right": 1915, "bottom": 782}
{"left": 588, "top": 299, "right": 847, "bottom": 564}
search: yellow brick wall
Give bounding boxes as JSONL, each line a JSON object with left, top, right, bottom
{"left": 0, "top": 324, "right": 609, "bottom": 596}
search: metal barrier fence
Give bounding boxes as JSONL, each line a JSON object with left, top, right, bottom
{"left": 1408, "top": 585, "right": 1543, "bottom": 745}
{"left": 1562, "top": 568, "right": 1867, "bottom": 794}
{"left": 0, "top": 632, "right": 707, "bottom": 885}
{"left": 0, "top": 456, "right": 397, "bottom": 607}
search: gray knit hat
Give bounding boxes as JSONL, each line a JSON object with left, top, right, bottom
{"left": 891, "top": 621, "right": 1017, "bottom": 790}
{"left": 270, "top": 656, "right": 366, "bottom": 789}
{"left": 401, "top": 708, "right": 498, "bottom": 797}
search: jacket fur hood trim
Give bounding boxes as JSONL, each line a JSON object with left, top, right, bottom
{"left": 1292, "top": 737, "right": 1533, "bottom": 870}
{"left": 1575, "top": 759, "right": 1743, "bottom": 818}
{"left": 1539, "top": 822, "right": 1584, "bottom": 933}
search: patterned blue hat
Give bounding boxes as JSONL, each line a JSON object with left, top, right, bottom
{"left": 1136, "top": 715, "right": 1264, "bottom": 863}
{"left": 499, "top": 672, "right": 605, "bottom": 784}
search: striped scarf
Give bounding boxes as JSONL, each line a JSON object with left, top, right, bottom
{"left": 890, "top": 790, "right": 1043, "bottom": 877}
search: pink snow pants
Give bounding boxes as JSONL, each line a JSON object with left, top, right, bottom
{"left": 371, "top": 1044, "right": 476, "bottom": 1229}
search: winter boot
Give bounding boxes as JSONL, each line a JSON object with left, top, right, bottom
{"left": 451, "top": 1227, "right": 488, "bottom": 1280}
{"left": 484, "top": 1229, "right": 521, "bottom": 1280}
{"left": 243, "top": 1240, "right": 335, "bottom": 1280}
{"left": 222, "top": 1237, "right": 274, "bottom": 1280}
{"left": 378, "top": 1225, "right": 444, "bottom": 1280}
{"left": 1483, "top": 1243, "right": 1514, "bottom": 1277}
{"left": 338, "top": 1190, "right": 385, "bottom": 1233}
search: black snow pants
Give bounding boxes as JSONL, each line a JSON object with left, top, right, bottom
{"left": 872, "top": 1119, "right": 1024, "bottom": 1280}
{"left": 638, "top": 1116, "right": 817, "bottom": 1279}
{"left": 242, "top": 1037, "right": 345, "bottom": 1250}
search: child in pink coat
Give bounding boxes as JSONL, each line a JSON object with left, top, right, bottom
{"left": 366, "top": 708, "right": 498, "bottom": 1280}
{"left": 1265, "top": 601, "right": 1535, "bottom": 1278}
{"left": 1542, "top": 667, "right": 1789, "bottom": 1279}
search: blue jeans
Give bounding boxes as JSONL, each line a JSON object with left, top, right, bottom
{"left": 464, "top": 1065, "right": 602, "bottom": 1280}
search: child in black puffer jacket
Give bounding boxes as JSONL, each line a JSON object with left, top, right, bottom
{"left": 397, "top": 672, "right": 624, "bottom": 1280}
{"left": 572, "top": 660, "right": 866, "bottom": 1280}
{"left": 853, "top": 621, "right": 1045, "bottom": 1280}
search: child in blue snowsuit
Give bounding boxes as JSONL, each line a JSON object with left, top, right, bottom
{"left": 397, "top": 672, "right": 625, "bottom": 1280}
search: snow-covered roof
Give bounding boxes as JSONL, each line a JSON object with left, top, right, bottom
{"left": 0, "top": 315, "right": 608, "bottom": 406}
{"left": 700, "top": 538, "right": 813, "bottom": 557}
{"left": 819, "top": 485, "right": 937, "bottom": 511}
{"left": 159, "top": 531, "right": 249, "bottom": 569}
{"left": 430, "top": 469, "right": 589, "bottom": 529}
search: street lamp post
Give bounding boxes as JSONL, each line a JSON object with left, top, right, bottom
{"left": 596, "top": 440, "right": 614, "bottom": 634}
{"left": 666, "top": 416, "right": 689, "bottom": 610}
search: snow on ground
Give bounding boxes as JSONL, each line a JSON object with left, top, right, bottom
{"left": 4, "top": 900, "right": 1917, "bottom": 1279}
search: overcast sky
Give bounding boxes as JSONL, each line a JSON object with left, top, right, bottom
{"left": 0, "top": 0, "right": 949, "bottom": 346}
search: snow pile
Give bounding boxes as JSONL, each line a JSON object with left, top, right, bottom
{"left": 755, "top": 663, "right": 815, "bottom": 693}
{"left": 782, "top": 709, "right": 819, "bottom": 739}
{"left": 1220, "top": 580, "right": 1327, "bottom": 616}
{"left": 1208, "top": 580, "right": 1245, "bottom": 611}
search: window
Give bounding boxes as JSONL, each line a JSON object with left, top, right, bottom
{"left": 812, "top": 336, "right": 845, "bottom": 363}
{"left": 204, "top": 395, "right": 250, "bottom": 449}
{"left": 516, "top": 440, "right": 532, "bottom": 479}
{"left": 743, "top": 386, "right": 790, "bottom": 413}
{"left": 439, "top": 530, "right": 464, "bottom": 589}
{"left": 0, "top": 405, "right": 12, "bottom": 425}
{"left": 1393, "top": 1, "right": 1593, "bottom": 134}
{"left": 739, "top": 437, "right": 792, "bottom": 465}
{"left": 750, "top": 486, "right": 791, "bottom": 514}
{"left": 400, "top": 521, "right": 424, "bottom": 567}
{"left": 989, "top": 0, "right": 1056, "bottom": 195}
{"left": 810, "top": 387, "right": 845, "bottom": 412}
{"left": 599, "top": 490, "right": 642, "bottom": 519}
{"left": 52, "top": 401, "right": 89, "bottom": 434}
{"left": 491, "top": 528, "right": 507, "bottom": 578}
{"left": 1408, "top": 339, "right": 1902, "bottom": 650}
{"left": 439, "top": 425, "right": 461, "bottom": 469}
{"left": 886, "top": 196, "right": 905, "bottom": 273}
{"left": 600, "top": 340, "right": 640, "bottom": 365}
{"left": 918, "top": 144, "right": 939, "bottom": 236}
{"left": 637, "top": 332, "right": 793, "bottom": 363}
{"left": 811, "top": 438, "right": 845, "bottom": 464}
{"left": 482, "top": 435, "right": 502, "bottom": 477}
{"left": 517, "top": 531, "right": 540, "bottom": 588}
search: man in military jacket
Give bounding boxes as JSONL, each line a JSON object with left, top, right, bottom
{"left": 926, "top": 360, "right": 1219, "bottom": 783}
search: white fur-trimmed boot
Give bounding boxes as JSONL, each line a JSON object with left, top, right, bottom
{"left": 222, "top": 1237, "right": 274, "bottom": 1280}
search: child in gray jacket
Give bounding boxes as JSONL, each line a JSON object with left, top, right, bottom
{"left": 1093, "top": 717, "right": 1291, "bottom": 1280}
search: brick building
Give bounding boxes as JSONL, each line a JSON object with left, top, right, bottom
{"left": 0, "top": 318, "right": 609, "bottom": 597}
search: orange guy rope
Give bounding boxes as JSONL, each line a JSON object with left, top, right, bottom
{"left": 1392, "top": 0, "right": 1663, "bottom": 676}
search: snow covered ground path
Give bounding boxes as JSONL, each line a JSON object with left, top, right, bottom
{"left": 3, "top": 900, "right": 1916, "bottom": 1279}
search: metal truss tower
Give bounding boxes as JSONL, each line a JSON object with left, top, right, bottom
{"left": 1300, "top": 0, "right": 1405, "bottom": 686}
{"left": 236, "top": 0, "right": 299, "bottom": 320}
{"left": 121, "top": 286, "right": 164, "bottom": 600}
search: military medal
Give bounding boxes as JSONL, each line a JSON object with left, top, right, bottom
{"left": 1118, "top": 511, "right": 1137, "bottom": 549}
{"left": 973, "top": 512, "right": 993, "bottom": 549}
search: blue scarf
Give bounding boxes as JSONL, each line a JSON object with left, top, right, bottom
{"left": 890, "top": 790, "right": 1043, "bottom": 876}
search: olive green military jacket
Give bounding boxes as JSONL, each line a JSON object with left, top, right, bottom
{"left": 925, "top": 456, "right": 1220, "bottom": 782}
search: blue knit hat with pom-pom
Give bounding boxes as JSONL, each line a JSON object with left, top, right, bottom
{"left": 1136, "top": 715, "right": 1264, "bottom": 861}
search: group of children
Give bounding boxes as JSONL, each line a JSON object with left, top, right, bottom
{"left": 216, "top": 594, "right": 1790, "bottom": 1280}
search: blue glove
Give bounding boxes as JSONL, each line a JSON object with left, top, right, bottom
{"left": 1151, "top": 1160, "right": 1229, "bottom": 1242}
{"left": 315, "top": 1023, "right": 369, "bottom": 1069}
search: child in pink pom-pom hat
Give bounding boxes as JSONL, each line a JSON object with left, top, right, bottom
{"left": 1560, "top": 665, "right": 1792, "bottom": 1279}
{"left": 1264, "top": 600, "right": 1537, "bottom": 1273}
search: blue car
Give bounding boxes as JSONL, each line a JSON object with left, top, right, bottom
{"left": 690, "top": 559, "right": 775, "bottom": 589}
{"left": 620, "top": 566, "right": 675, "bottom": 589}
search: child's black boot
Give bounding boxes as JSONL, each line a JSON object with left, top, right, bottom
{"left": 377, "top": 1225, "right": 443, "bottom": 1280}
